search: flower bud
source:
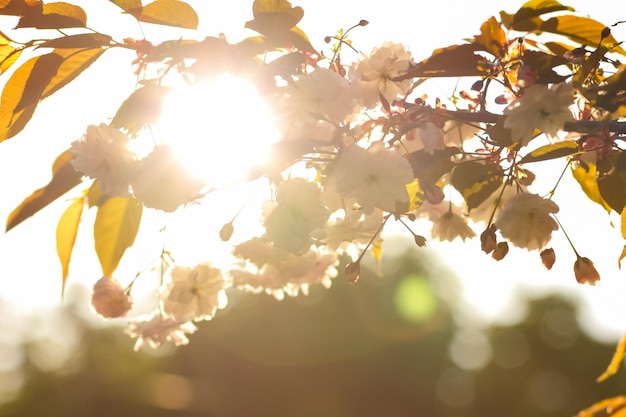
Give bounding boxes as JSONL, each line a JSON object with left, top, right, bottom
{"left": 491, "top": 241, "right": 509, "bottom": 261}
{"left": 219, "top": 221, "right": 234, "bottom": 241}
{"left": 90, "top": 276, "right": 132, "bottom": 319}
{"left": 601, "top": 26, "right": 611, "bottom": 39}
{"left": 471, "top": 79, "right": 484, "bottom": 91}
{"left": 540, "top": 248, "right": 556, "bottom": 270}
{"left": 414, "top": 234, "right": 427, "bottom": 247}
{"left": 480, "top": 224, "right": 497, "bottom": 254}
{"left": 574, "top": 256, "right": 600, "bottom": 285}
{"left": 358, "top": 19, "right": 369, "bottom": 26}
{"left": 345, "top": 261, "right": 361, "bottom": 283}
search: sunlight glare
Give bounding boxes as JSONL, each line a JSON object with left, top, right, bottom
{"left": 159, "top": 74, "right": 280, "bottom": 188}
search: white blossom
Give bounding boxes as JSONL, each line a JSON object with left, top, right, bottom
{"left": 125, "top": 312, "right": 197, "bottom": 351}
{"left": 496, "top": 193, "right": 559, "bottom": 250}
{"left": 131, "top": 145, "right": 204, "bottom": 212}
{"left": 287, "top": 68, "right": 355, "bottom": 124}
{"left": 90, "top": 276, "right": 132, "bottom": 319}
{"left": 350, "top": 42, "right": 414, "bottom": 108}
{"left": 69, "top": 124, "right": 137, "bottom": 196}
{"left": 503, "top": 83, "right": 574, "bottom": 147}
{"left": 431, "top": 211, "right": 476, "bottom": 242}
{"left": 333, "top": 142, "right": 413, "bottom": 214}
{"left": 230, "top": 249, "right": 338, "bottom": 300}
{"left": 160, "top": 263, "right": 228, "bottom": 322}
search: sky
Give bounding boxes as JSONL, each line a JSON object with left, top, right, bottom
{"left": 0, "top": 0, "right": 625, "bottom": 344}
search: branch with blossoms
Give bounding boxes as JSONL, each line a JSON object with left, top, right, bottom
{"left": 2, "top": 0, "right": 626, "bottom": 386}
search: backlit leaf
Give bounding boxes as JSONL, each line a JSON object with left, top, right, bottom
{"left": 0, "top": 31, "right": 20, "bottom": 74}
{"left": 0, "top": 47, "right": 106, "bottom": 141}
{"left": 575, "top": 396, "right": 626, "bottom": 417}
{"left": 56, "top": 196, "right": 84, "bottom": 297}
{"left": 110, "top": 84, "right": 172, "bottom": 136}
{"left": 245, "top": 0, "right": 304, "bottom": 36}
{"left": 43, "top": 47, "right": 106, "bottom": 99}
{"left": 17, "top": 2, "right": 87, "bottom": 29}
{"left": 405, "top": 179, "right": 426, "bottom": 212}
{"left": 399, "top": 44, "right": 490, "bottom": 79}
{"left": 519, "top": 140, "right": 578, "bottom": 164}
{"left": 474, "top": 16, "right": 507, "bottom": 57}
{"left": 597, "top": 151, "right": 626, "bottom": 213}
{"left": 371, "top": 240, "right": 383, "bottom": 276}
{"left": 108, "top": 0, "right": 142, "bottom": 11}
{"left": 540, "top": 15, "right": 626, "bottom": 56}
{"left": 37, "top": 33, "right": 112, "bottom": 50}
{"left": 571, "top": 162, "right": 611, "bottom": 213}
{"left": 451, "top": 161, "right": 504, "bottom": 210}
{"left": 597, "top": 332, "right": 626, "bottom": 382}
{"left": 511, "top": 0, "right": 574, "bottom": 26}
{"left": 619, "top": 246, "right": 626, "bottom": 269}
{"left": 129, "top": 0, "right": 198, "bottom": 29}
{"left": 0, "top": 0, "right": 39, "bottom": 16}
{"left": 6, "top": 150, "right": 83, "bottom": 231}
{"left": 94, "top": 196, "right": 142, "bottom": 276}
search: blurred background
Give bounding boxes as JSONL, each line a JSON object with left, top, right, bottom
{"left": 0, "top": 1, "right": 625, "bottom": 416}
{"left": 1, "top": 242, "right": 625, "bottom": 417}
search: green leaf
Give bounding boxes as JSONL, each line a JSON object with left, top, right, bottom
{"left": 245, "top": 0, "right": 304, "bottom": 36}
{"left": 56, "top": 196, "right": 84, "bottom": 297}
{"left": 37, "top": 33, "right": 112, "bottom": 50}
{"left": 129, "top": 0, "right": 198, "bottom": 30}
{"left": 519, "top": 140, "right": 578, "bottom": 164}
{"left": 6, "top": 150, "right": 83, "bottom": 231}
{"left": 512, "top": 0, "right": 574, "bottom": 26}
{"left": 17, "top": 2, "right": 87, "bottom": 29}
{"left": 399, "top": 44, "right": 491, "bottom": 79}
{"left": 108, "top": 0, "right": 142, "bottom": 11}
{"left": 110, "top": 84, "right": 172, "bottom": 136}
{"left": 94, "top": 196, "right": 142, "bottom": 277}
{"left": 451, "top": 161, "right": 504, "bottom": 210}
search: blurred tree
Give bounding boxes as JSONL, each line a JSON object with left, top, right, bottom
{"left": 1, "top": 247, "right": 624, "bottom": 417}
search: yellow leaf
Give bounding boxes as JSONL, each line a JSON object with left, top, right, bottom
{"left": 618, "top": 246, "right": 626, "bottom": 269}
{"left": 519, "top": 140, "right": 578, "bottom": 164}
{"left": 94, "top": 196, "right": 142, "bottom": 276}
{"left": 245, "top": 0, "right": 304, "bottom": 37}
{"left": 571, "top": 163, "right": 612, "bottom": 213}
{"left": 475, "top": 16, "right": 507, "bottom": 57}
{"left": 576, "top": 396, "right": 626, "bottom": 417}
{"left": 108, "top": 0, "right": 142, "bottom": 11}
{"left": 56, "top": 196, "right": 84, "bottom": 297}
{"left": 6, "top": 150, "right": 83, "bottom": 231}
{"left": 405, "top": 179, "right": 425, "bottom": 212}
{"left": 43, "top": 47, "right": 106, "bottom": 99}
{"left": 131, "top": 0, "right": 198, "bottom": 30}
{"left": 371, "top": 240, "right": 382, "bottom": 276}
{"left": 597, "top": 332, "right": 626, "bottom": 382}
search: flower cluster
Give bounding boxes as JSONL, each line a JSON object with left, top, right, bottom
{"left": 12, "top": 0, "right": 623, "bottom": 350}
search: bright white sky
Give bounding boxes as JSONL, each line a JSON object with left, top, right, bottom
{"left": 0, "top": 0, "right": 624, "bottom": 342}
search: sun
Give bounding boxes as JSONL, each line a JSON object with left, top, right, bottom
{"left": 157, "top": 74, "right": 280, "bottom": 188}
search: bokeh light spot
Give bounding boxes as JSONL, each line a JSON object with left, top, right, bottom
{"left": 393, "top": 274, "right": 438, "bottom": 323}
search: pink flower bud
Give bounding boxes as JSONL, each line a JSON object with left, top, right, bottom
{"left": 491, "top": 241, "right": 509, "bottom": 261}
{"left": 345, "top": 261, "right": 361, "bottom": 283}
{"left": 574, "top": 256, "right": 600, "bottom": 286}
{"left": 90, "top": 276, "right": 133, "bottom": 319}
{"left": 540, "top": 248, "right": 556, "bottom": 270}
